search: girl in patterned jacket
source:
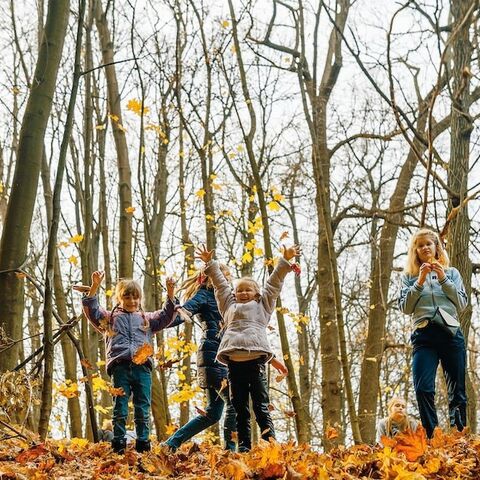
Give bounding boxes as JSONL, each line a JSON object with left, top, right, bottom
{"left": 80, "top": 271, "right": 177, "bottom": 454}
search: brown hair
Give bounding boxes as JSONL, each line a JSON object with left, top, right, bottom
{"left": 404, "top": 228, "right": 449, "bottom": 276}
{"left": 113, "top": 279, "right": 147, "bottom": 329}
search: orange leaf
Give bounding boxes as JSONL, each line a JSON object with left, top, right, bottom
{"left": 279, "top": 231, "right": 289, "bottom": 241}
{"left": 16, "top": 443, "right": 48, "bottom": 464}
{"left": 392, "top": 425, "right": 427, "bottom": 462}
{"left": 108, "top": 386, "right": 126, "bottom": 396}
{"left": 132, "top": 343, "right": 154, "bottom": 365}
{"left": 325, "top": 426, "right": 339, "bottom": 440}
{"left": 81, "top": 358, "right": 94, "bottom": 369}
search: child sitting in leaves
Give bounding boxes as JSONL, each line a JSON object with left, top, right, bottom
{"left": 196, "top": 244, "right": 299, "bottom": 452}
{"left": 79, "top": 271, "right": 177, "bottom": 454}
{"left": 377, "top": 396, "right": 419, "bottom": 444}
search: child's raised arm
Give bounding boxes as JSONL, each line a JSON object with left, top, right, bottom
{"left": 262, "top": 244, "right": 301, "bottom": 314}
{"left": 197, "top": 244, "right": 234, "bottom": 316}
{"left": 81, "top": 271, "right": 110, "bottom": 332}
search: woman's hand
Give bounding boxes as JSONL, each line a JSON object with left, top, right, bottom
{"left": 166, "top": 276, "right": 176, "bottom": 301}
{"left": 417, "top": 263, "right": 431, "bottom": 285}
{"left": 431, "top": 262, "right": 446, "bottom": 281}
{"left": 195, "top": 244, "right": 214, "bottom": 264}
{"left": 282, "top": 244, "right": 301, "bottom": 262}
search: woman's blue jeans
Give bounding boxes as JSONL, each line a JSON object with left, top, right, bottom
{"left": 411, "top": 325, "right": 467, "bottom": 438}
{"left": 111, "top": 362, "right": 152, "bottom": 442}
{"left": 165, "top": 385, "right": 236, "bottom": 451}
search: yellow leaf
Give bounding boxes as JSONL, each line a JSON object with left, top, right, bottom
{"left": 236, "top": 144, "right": 244, "bottom": 152}
{"left": 165, "top": 424, "right": 178, "bottom": 435}
{"left": 105, "top": 289, "right": 113, "bottom": 297}
{"left": 211, "top": 182, "right": 223, "bottom": 191}
{"left": 91, "top": 376, "right": 109, "bottom": 392}
{"left": 94, "top": 404, "right": 109, "bottom": 414}
{"left": 58, "top": 382, "right": 79, "bottom": 398}
{"left": 108, "top": 113, "right": 119, "bottom": 122}
{"left": 126, "top": 98, "right": 150, "bottom": 116}
{"left": 69, "top": 234, "right": 84, "bottom": 243}
{"left": 95, "top": 124, "right": 106, "bottom": 130}
{"left": 125, "top": 206, "right": 136, "bottom": 213}
{"left": 267, "top": 201, "right": 281, "bottom": 212}
{"left": 195, "top": 189, "right": 206, "bottom": 198}
{"left": 253, "top": 247, "right": 264, "bottom": 256}
{"left": 242, "top": 251, "right": 253, "bottom": 263}
{"left": 221, "top": 20, "right": 230, "bottom": 28}
{"left": 96, "top": 360, "right": 106, "bottom": 367}
{"left": 273, "top": 192, "right": 284, "bottom": 201}
{"left": 70, "top": 438, "right": 89, "bottom": 448}
{"left": 68, "top": 255, "right": 78, "bottom": 266}
{"left": 57, "top": 241, "right": 70, "bottom": 248}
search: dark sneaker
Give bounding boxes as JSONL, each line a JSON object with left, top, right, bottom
{"left": 135, "top": 439, "right": 151, "bottom": 453}
{"left": 111, "top": 438, "right": 127, "bottom": 454}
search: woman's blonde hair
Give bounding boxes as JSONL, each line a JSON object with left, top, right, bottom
{"left": 385, "top": 396, "right": 410, "bottom": 435}
{"left": 234, "top": 277, "right": 261, "bottom": 301}
{"left": 404, "top": 228, "right": 449, "bottom": 276}
{"left": 179, "top": 264, "right": 230, "bottom": 301}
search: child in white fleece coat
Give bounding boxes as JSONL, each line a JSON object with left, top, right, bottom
{"left": 197, "top": 244, "right": 300, "bottom": 452}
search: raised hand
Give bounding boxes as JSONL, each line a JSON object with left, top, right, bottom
{"left": 282, "top": 244, "right": 301, "bottom": 262}
{"left": 91, "top": 270, "right": 105, "bottom": 287}
{"left": 195, "top": 244, "right": 214, "bottom": 264}
{"left": 165, "top": 276, "right": 176, "bottom": 300}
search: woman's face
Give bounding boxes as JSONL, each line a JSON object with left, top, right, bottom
{"left": 415, "top": 235, "right": 437, "bottom": 264}
{"left": 389, "top": 399, "right": 406, "bottom": 421}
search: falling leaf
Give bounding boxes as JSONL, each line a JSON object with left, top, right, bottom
{"left": 279, "top": 231, "right": 289, "bottom": 241}
{"left": 95, "top": 124, "right": 106, "bottom": 130}
{"left": 195, "top": 188, "right": 206, "bottom": 198}
{"left": 132, "top": 343, "right": 154, "bottom": 365}
{"left": 267, "top": 201, "right": 281, "bottom": 212}
{"left": 242, "top": 251, "right": 253, "bottom": 263}
{"left": 126, "top": 98, "right": 150, "bottom": 116}
{"left": 165, "top": 423, "right": 178, "bottom": 435}
{"left": 80, "top": 358, "right": 94, "bottom": 370}
{"left": 69, "top": 234, "right": 84, "bottom": 243}
{"left": 125, "top": 206, "right": 135, "bottom": 213}
{"left": 325, "top": 426, "right": 339, "bottom": 440}
{"left": 94, "top": 404, "right": 109, "bottom": 414}
{"left": 15, "top": 272, "right": 27, "bottom": 279}
{"left": 108, "top": 386, "right": 126, "bottom": 396}
{"left": 58, "top": 382, "right": 80, "bottom": 399}
{"left": 219, "top": 378, "right": 228, "bottom": 393}
{"left": 105, "top": 289, "right": 113, "bottom": 297}
{"left": 221, "top": 20, "right": 230, "bottom": 28}
{"left": 283, "top": 410, "right": 297, "bottom": 418}
{"left": 68, "top": 255, "right": 78, "bottom": 266}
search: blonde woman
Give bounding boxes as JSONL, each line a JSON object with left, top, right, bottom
{"left": 376, "top": 397, "right": 418, "bottom": 443}
{"left": 398, "top": 229, "right": 468, "bottom": 438}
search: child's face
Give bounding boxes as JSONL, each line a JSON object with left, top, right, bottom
{"left": 415, "top": 235, "right": 437, "bottom": 264}
{"left": 120, "top": 293, "right": 140, "bottom": 312}
{"left": 235, "top": 280, "right": 258, "bottom": 303}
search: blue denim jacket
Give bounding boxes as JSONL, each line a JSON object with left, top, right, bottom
{"left": 82, "top": 295, "right": 176, "bottom": 373}
{"left": 398, "top": 267, "right": 468, "bottom": 329}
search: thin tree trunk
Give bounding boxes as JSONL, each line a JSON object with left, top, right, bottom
{"left": 94, "top": 0, "right": 133, "bottom": 278}
{"left": 39, "top": 0, "right": 85, "bottom": 439}
{"left": 0, "top": 0, "right": 70, "bottom": 373}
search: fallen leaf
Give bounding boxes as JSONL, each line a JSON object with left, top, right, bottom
{"left": 132, "top": 343, "right": 154, "bottom": 365}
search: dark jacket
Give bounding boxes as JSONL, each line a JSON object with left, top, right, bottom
{"left": 180, "top": 286, "right": 228, "bottom": 389}
{"left": 82, "top": 295, "right": 176, "bottom": 374}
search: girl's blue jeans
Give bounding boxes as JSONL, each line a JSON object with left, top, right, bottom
{"left": 165, "top": 385, "right": 236, "bottom": 451}
{"left": 411, "top": 324, "right": 467, "bottom": 438}
{"left": 111, "top": 361, "right": 152, "bottom": 442}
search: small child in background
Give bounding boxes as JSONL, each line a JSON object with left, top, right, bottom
{"left": 376, "top": 396, "right": 418, "bottom": 444}
{"left": 197, "top": 244, "right": 300, "bottom": 452}
{"left": 80, "top": 271, "right": 177, "bottom": 454}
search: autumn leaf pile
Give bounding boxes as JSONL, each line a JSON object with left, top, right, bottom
{"left": 1, "top": 427, "right": 480, "bottom": 479}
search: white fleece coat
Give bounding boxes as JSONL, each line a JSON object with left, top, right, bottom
{"left": 205, "top": 257, "right": 292, "bottom": 365}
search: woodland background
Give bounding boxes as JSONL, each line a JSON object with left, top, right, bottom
{"left": 0, "top": 0, "right": 479, "bottom": 453}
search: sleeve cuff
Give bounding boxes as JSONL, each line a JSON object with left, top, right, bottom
{"left": 439, "top": 276, "right": 448, "bottom": 285}
{"left": 413, "top": 282, "right": 424, "bottom": 291}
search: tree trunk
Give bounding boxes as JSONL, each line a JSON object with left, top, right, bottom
{"left": 94, "top": 0, "right": 133, "bottom": 278}
{"left": 0, "top": 0, "right": 70, "bottom": 373}
{"left": 446, "top": 0, "right": 476, "bottom": 432}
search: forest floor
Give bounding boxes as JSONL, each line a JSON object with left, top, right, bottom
{"left": 0, "top": 427, "right": 479, "bottom": 479}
